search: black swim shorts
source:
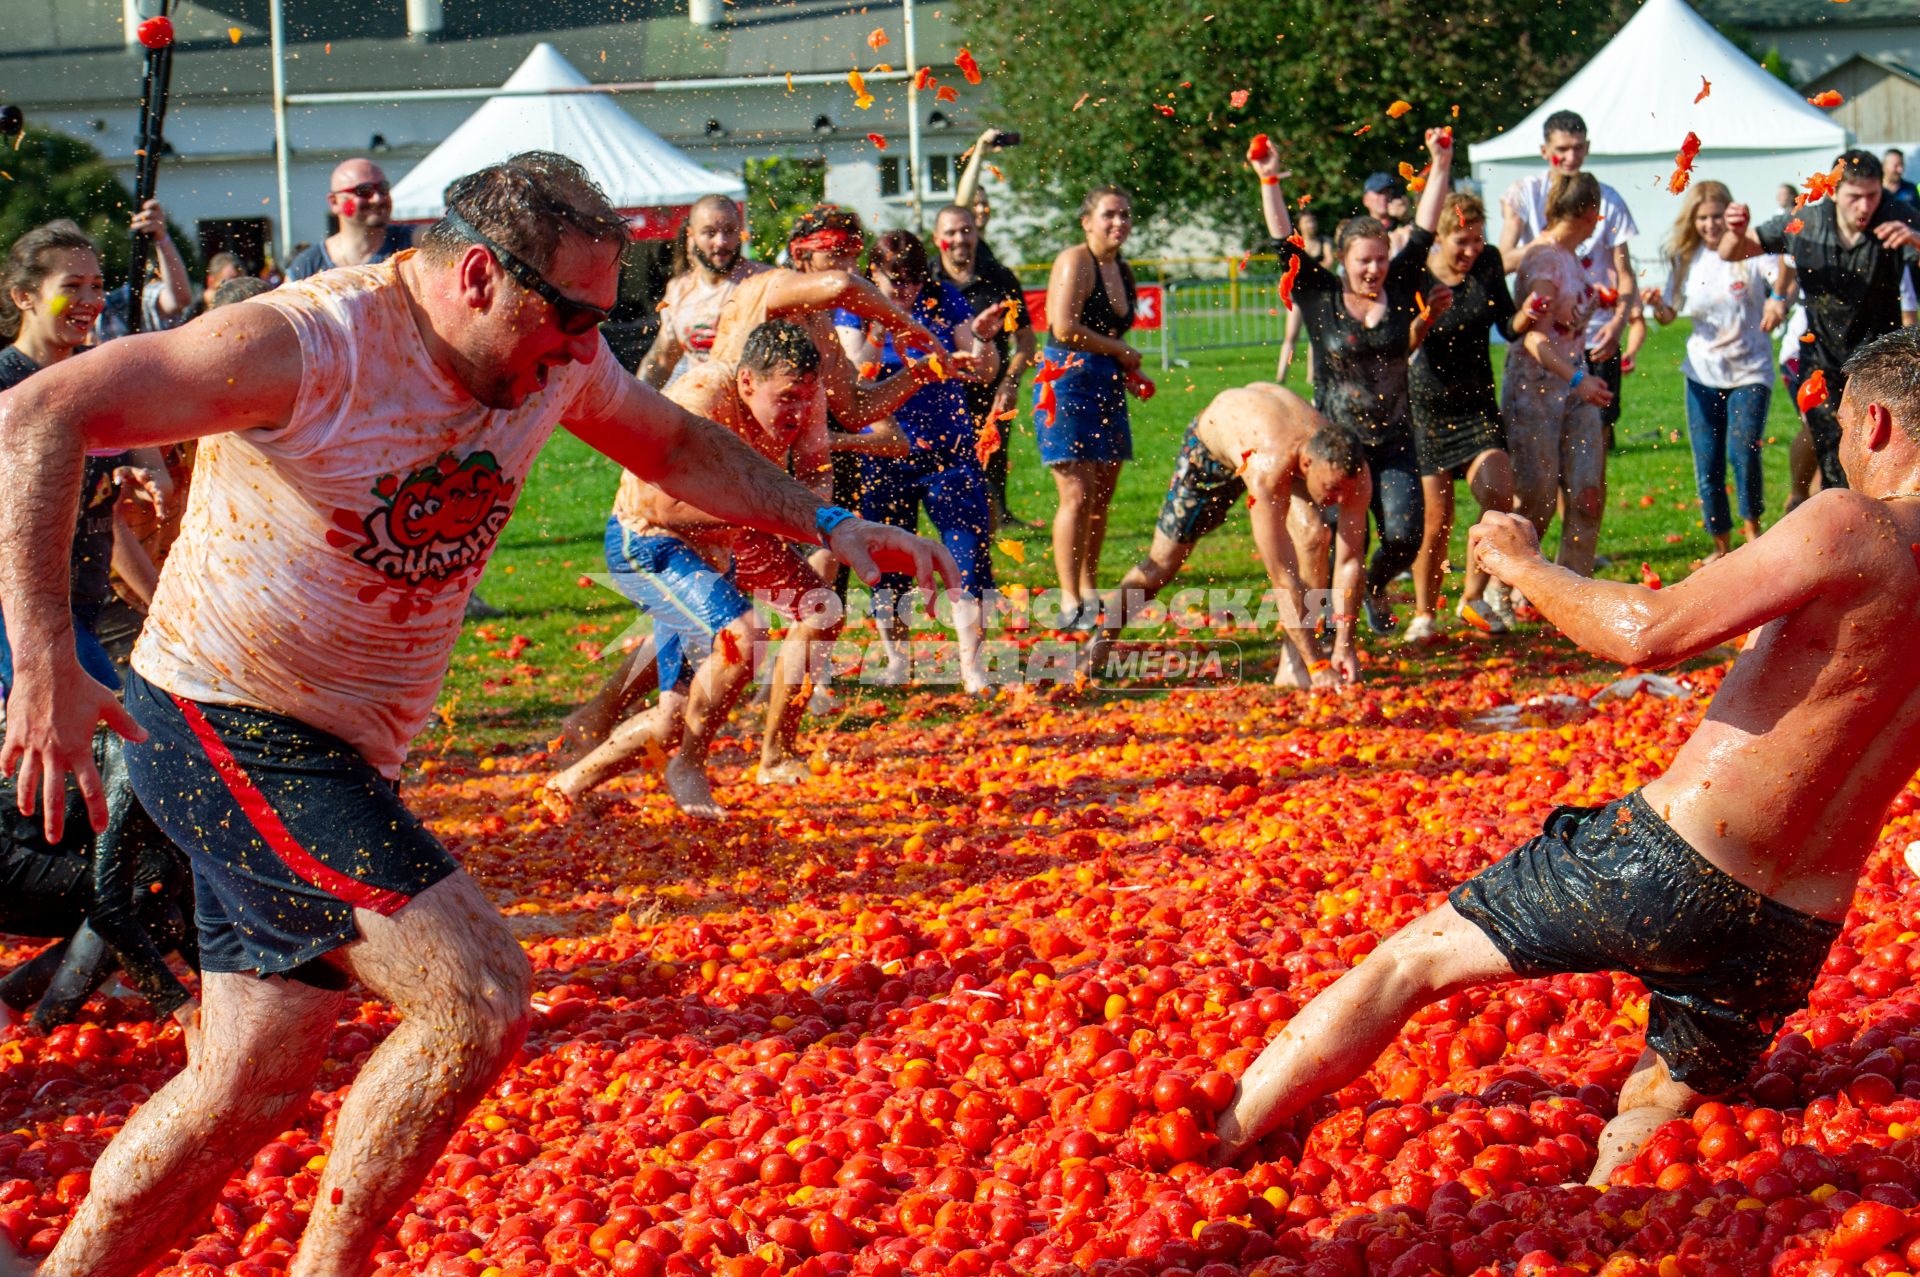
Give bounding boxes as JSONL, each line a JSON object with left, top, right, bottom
{"left": 121, "top": 668, "right": 459, "bottom": 988}
{"left": 1155, "top": 420, "right": 1246, "bottom": 545}
{"left": 1449, "top": 790, "right": 1841, "bottom": 1094}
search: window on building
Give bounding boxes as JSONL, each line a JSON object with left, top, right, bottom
{"left": 928, "top": 155, "right": 952, "bottom": 194}
{"left": 880, "top": 156, "right": 903, "bottom": 198}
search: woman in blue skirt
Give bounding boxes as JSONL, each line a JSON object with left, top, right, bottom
{"left": 1037, "top": 185, "right": 1145, "bottom": 627}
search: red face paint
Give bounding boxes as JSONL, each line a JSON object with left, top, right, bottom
{"left": 339, "top": 196, "right": 358, "bottom": 218}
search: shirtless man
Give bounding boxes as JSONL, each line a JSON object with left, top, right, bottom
{"left": 635, "top": 194, "right": 767, "bottom": 389}
{"left": 0, "top": 152, "right": 950, "bottom": 1277}
{"left": 285, "top": 158, "right": 411, "bottom": 281}
{"left": 558, "top": 206, "right": 934, "bottom": 754}
{"left": 1215, "top": 325, "right": 1920, "bottom": 1186}
{"left": 1087, "top": 384, "right": 1370, "bottom": 688}
{"left": 545, "top": 322, "right": 847, "bottom": 818}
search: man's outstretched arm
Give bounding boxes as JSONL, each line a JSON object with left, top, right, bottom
{"left": 1469, "top": 491, "right": 1883, "bottom": 668}
{"left": 0, "top": 306, "right": 303, "bottom": 839}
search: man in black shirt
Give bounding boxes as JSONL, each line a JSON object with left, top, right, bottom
{"left": 1721, "top": 150, "right": 1920, "bottom": 487}
{"left": 928, "top": 203, "right": 1039, "bottom": 528}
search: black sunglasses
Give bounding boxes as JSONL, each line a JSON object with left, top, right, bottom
{"left": 331, "top": 181, "right": 391, "bottom": 201}
{"left": 445, "top": 209, "right": 611, "bottom": 335}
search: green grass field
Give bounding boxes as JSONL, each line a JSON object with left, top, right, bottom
{"left": 443, "top": 320, "right": 1797, "bottom": 742}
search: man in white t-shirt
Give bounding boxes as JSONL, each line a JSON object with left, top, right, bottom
{"left": 1499, "top": 110, "right": 1642, "bottom": 441}
{"left": 0, "top": 152, "right": 954, "bottom": 1277}
{"left": 636, "top": 193, "right": 769, "bottom": 389}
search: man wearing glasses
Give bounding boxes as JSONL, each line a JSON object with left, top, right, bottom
{"left": 285, "top": 157, "right": 412, "bottom": 282}
{"left": 0, "top": 152, "right": 956, "bottom": 1277}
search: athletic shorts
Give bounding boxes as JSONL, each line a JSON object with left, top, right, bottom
{"left": 1449, "top": 790, "right": 1841, "bottom": 1094}
{"left": 1155, "top": 419, "right": 1245, "bottom": 545}
{"left": 121, "top": 669, "right": 457, "bottom": 987}
{"left": 604, "top": 517, "right": 827, "bottom": 690}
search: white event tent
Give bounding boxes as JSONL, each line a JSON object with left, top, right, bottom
{"left": 1471, "top": 0, "right": 1849, "bottom": 272}
{"left": 390, "top": 42, "right": 748, "bottom": 241}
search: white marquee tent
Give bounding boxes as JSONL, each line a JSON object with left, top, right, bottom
{"left": 390, "top": 42, "right": 748, "bottom": 240}
{"left": 1471, "top": 0, "right": 1849, "bottom": 271}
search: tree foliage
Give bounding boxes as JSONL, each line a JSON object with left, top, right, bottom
{"left": 743, "top": 156, "right": 827, "bottom": 262}
{"left": 956, "top": 0, "right": 1636, "bottom": 257}
{"left": 0, "top": 129, "right": 154, "bottom": 282}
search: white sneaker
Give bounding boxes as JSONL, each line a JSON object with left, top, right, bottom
{"left": 1485, "top": 579, "right": 1523, "bottom": 629}
{"left": 1402, "top": 614, "right": 1437, "bottom": 644}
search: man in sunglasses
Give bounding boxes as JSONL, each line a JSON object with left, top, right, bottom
{"left": 285, "top": 157, "right": 412, "bottom": 282}
{"left": 0, "top": 151, "right": 957, "bottom": 1277}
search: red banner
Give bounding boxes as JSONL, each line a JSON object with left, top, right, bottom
{"left": 1023, "top": 283, "right": 1163, "bottom": 332}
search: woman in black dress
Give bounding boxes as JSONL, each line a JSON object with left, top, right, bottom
{"left": 1248, "top": 136, "right": 1449, "bottom": 634}
{"left": 1386, "top": 133, "right": 1537, "bottom": 639}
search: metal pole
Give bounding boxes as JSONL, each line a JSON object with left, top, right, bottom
{"left": 270, "top": 0, "right": 293, "bottom": 260}
{"left": 904, "top": 0, "right": 923, "bottom": 231}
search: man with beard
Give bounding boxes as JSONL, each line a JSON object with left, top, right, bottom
{"left": 1720, "top": 150, "right": 1920, "bottom": 488}
{"left": 636, "top": 194, "right": 768, "bottom": 389}
{"left": 929, "top": 203, "right": 1038, "bottom": 529}
{"left": 286, "top": 158, "right": 412, "bottom": 281}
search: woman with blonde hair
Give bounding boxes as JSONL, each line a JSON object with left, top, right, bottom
{"left": 1644, "top": 179, "right": 1788, "bottom": 560}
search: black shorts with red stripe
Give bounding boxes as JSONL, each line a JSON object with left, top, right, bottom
{"left": 122, "top": 669, "right": 458, "bottom": 987}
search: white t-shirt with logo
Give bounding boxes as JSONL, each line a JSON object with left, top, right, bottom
{"left": 1666, "top": 246, "right": 1779, "bottom": 390}
{"left": 1504, "top": 170, "right": 1640, "bottom": 348}
{"left": 132, "top": 255, "right": 632, "bottom": 775}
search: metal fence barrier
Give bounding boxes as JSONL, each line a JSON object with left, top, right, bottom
{"left": 1015, "top": 255, "right": 1291, "bottom": 370}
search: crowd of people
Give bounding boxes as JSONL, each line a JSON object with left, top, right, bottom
{"left": 1, "top": 107, "right": 1920, "bottom": 1274}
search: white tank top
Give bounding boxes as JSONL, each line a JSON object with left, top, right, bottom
{"left": 132, "top": 255, "right": 633, "bottom": 774}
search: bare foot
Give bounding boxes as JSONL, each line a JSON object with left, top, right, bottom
{"left": 756, "top": 756, "right": 812, "bottom": 786}
{"left": 1273, "top": 645, "right": 1311, "bottom": 690}
{"left": 960, "top": 664, "right": 994, "bottom": 697}
{"left": 664, "top": 755, "right": 726, "bottom": 820}
{"left": 537, "top": 779, "right": 578, "bottom": 823}
{"left": 1081, "top": 628, "right": 1114, "bottom": 679}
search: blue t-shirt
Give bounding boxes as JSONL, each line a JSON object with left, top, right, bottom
{"left": 285, "top": 225, "right": 413, "bottom": 281}
{"left": 835, "top": 282, "right": 977, "bottom": 457}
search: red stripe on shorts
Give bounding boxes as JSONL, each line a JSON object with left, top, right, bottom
{"left": 170, "top": 693, "right": 412, "bottom": 916}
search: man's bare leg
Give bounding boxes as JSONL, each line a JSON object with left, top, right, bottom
{"left": 1085, "top": 532, "right": 1190, "bottom": 675}
{"left": 556, "top": 637, "right": 659, "bottom": 757}
{"left": 1587, "top": 1048, "right": 1698, "bottom": 1187}
{"left": 664, "top": 613, "right": 759, "bottom": 819}
{"left": 1463, "top": 449, "right": 1517, "bottom": 602}
{"left": 543, "top": 691, "right": 685, "bottom": 818}
{"left": 289, "top": 872, "right": 531, "bottom": 1277}
{"left": 759, "top": 618, "right": 839, "bottom": 782}
{"left": 1215, "top": 903, "right": 1513, "bottom": 1161}
{"left": 37, "top": 973, "right": 344, "bottom": 1277}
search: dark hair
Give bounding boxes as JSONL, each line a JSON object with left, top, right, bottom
{"left": 1334, "top": 215, "right": 1388, "bottom": 258}
{"left": 1839, "top": 149, "right": 1884, "bottom": 185}
{"left": 867, "top": 230, "right": 931, "bottom": 289}
{"left": 1543, "top": 110, "right": 1587, "bottom": 141}
{"left": 212, "top": 275, "right": 273, "bottom": 308}
{"left": 738, "top": 319, "right": 822, "bottom": 378}
{"left": 670, "top": 193, "right": 742, "bottom": 278}
{"left": 419, "top": 151, "right": 628, "bottom": 273}
{"left": 0, "top": 219, "right": 98, "bottom": 341}
{"left": 1545, "top": 171, "right": 1601, "bottom": 224}
{"left": 1304, "top": 425, "right": 1366, "bottom": 476}
{"left": 787, "top": 203, "right": 864, "bottom": 246}
{"left": 1079, "top": 185, "right": 1132, "bottom": 219}
{"left": 1843, "top": 327, "right": 1920, "bottom": 444}
{"left": 1887, "top": 148, "right": 1907, "bottom": 162}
